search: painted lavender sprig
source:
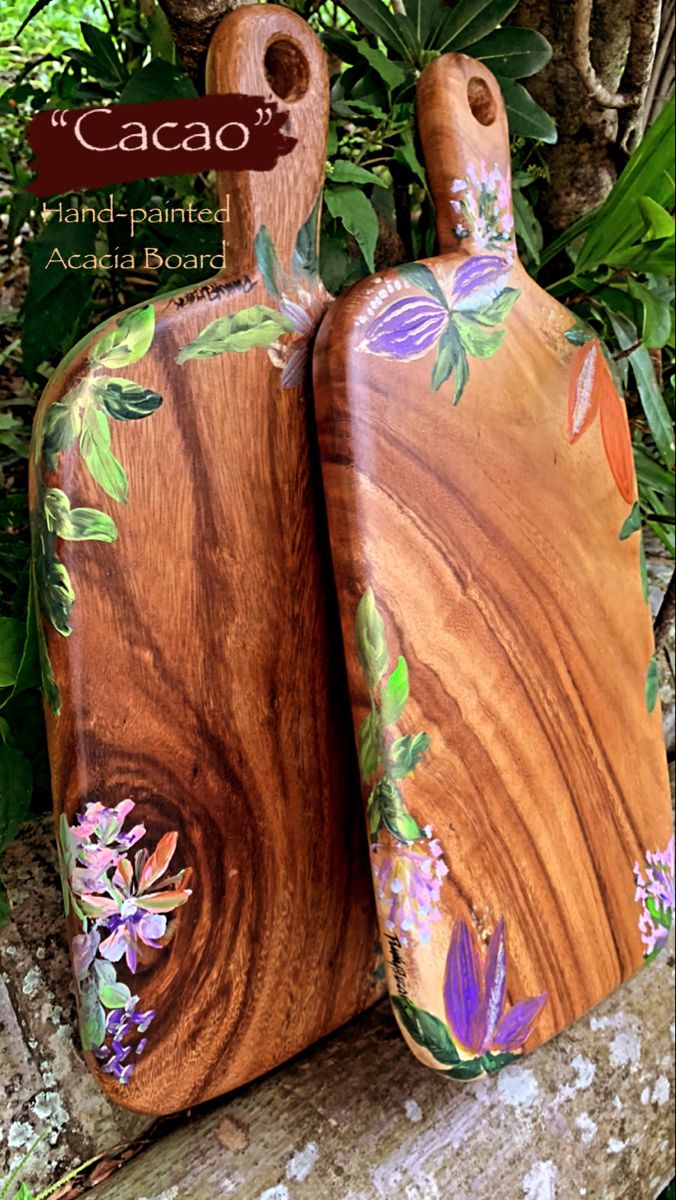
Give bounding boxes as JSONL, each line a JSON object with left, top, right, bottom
{"left": 59, "top": 798, "right": 192, "bottom": 1083}
{"left": 633, "top": 836, "right": 674, "bottom": 962}
{"left": 450, "top": 160, "right": 515, "bottom": 256}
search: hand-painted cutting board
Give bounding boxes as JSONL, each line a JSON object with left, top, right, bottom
{"left": 29, "top": 5, "right": 381, "bottom": 1114}
{"left": 312, "top": 54, "right": 673, "bottom": 1081}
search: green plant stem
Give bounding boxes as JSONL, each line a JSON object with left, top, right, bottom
{"left": 0, "top": 1135, "right": 46, "bottom": 1200}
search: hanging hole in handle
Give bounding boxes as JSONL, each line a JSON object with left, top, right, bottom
{"left": 264, "top": 37, "right": 310, "bottom": 102}
{"left": 467, "top": 77, "right": 497, "bottom": 126}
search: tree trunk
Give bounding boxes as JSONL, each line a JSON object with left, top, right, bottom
{"left": 159, "top": 0, "right": 252, "bottom": 88}
{"left": 510, "top": 0, "right": 664, "bottom": 230}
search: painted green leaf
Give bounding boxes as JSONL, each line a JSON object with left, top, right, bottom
{"left": 79, "top": 407, "right": 129, "bottom": 503}
{"left": 33, "top": 573, "right": 61, "bottom": 715}
{"left": 469, "top": 287, "right": 521, "bottom": 326}
{"left": 90, "top": 304, "right": 155, "bottom": 369}
{"left": 367, "top": 786, "right": 382, "bottom": 837}
{"left": 452, "top": 346, "right": 470, "bottom": 405}
{"left": 95, "top": 377, "right": 163, "bottom": 421}
{"left": 645, "top": 655, "right": 659, "bottom": 714}
{"left": 38, "top": 554, "right": 75, "bottom": 637}
{"left": 453, "top": 315, "right": 506, "bottom": 359}
{"left": 376, "top": 778, "right": 424, "bottom": 843}
{"left": 44, "top": 488, "right": 117, "bottom": 544}
{"left": 355, "top": 587, "right": 389, "bottom": 690}
{"left": 293, "top": 198, "right": 321, "bottom": 278}
{"left": 381, "top": 656, "right": 409, "bottom": 724}
{"left": 619, "top": 501, "right": 642, "bottom": 540}
{"left": 431, "top": 322, "right": 461, "bottom": 392}
{"left": 254, "top": 226, "right": 284, "bottom": 298}
{"left": 176, "top": 306, "right": 294, "bottom": 363}
{"left": 564, "top": 323, "right": 592, "bottom": 347}
{"left": 41, "top": 398, "right": 82, "bottom": 470}
{"left": 0, "top": 744, "right": 31, "bottom": 853}
{"left": 391, "top": 996, "right": 461, "bottom": 1066}
{"left": 482, "top": 1050, "right": 518, "bottom": 1073}
{"left": 398, "top": 261, "right": 449, "bottom": 310}
{"left": 98, "top": 980, "right": 134, "bottom": 1009}
{"left": 388, "top": 731, "right": 430, "bottom": 779}
{"left": 79, "top": 981, "right": 106, "bottom": 1051}
{"left": 441, "top": 1058, "right": 486, "bottom": 1080}
{"left": 359, "top": 709, "right": 381, "bottom": 781}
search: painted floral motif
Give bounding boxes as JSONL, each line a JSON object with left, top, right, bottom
{"left": 32, "top": 305, "right": 164, "bottom": 716}
{"left": 355, "top": 587, "right": 547, "bottom": 1079}
{"left": 565, "top": 333, "right": 634, "bottom": 504}
{"left": 450, "top": 160, "right": 515, "bottom": 257}
{"left": 59, "top": 798, "right": 192, "bottom": 1084}
{"left": 633, "top": 836, "right": 674, "bottom": 962}
{"left": 356, "top": 161, "right": 519, "bottom": 404}
{"left": 176, "top": 199, "right": 330, "bottom": 384}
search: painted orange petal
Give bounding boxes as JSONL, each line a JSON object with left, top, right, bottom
{"left": 138, "top": 830, "right": 178, "bottom": 892}
{"left": 567, "top": 339, "right": 602, "bottom": 443}
{"left": 598, "top": 362, "right": 635, "bottom": 504}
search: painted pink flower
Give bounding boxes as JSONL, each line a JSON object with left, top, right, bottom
{"left": 444, "top": 917, "right": 547, "bottom": 1057}
{"left": 450, "top": 161, "right": 514, "bottom": 257}
{"left": 371, "top": 833, "right": 449, "bottom": 945}
{"left": 79, "top": 832, "right": 192, "bottom": 973}
{"left": 634, "top": 836, "right": 674, "bottom": 959}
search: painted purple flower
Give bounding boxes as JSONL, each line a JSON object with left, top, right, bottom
{"left": 78, "top": 831, "right": 192, "bottom": 972}
{"left": 371, "top": 834, "right": 449, "bottom": 945}
{"left": 444, "top": 917, "right": 547, "bottom": 1057}
{"left": 63, "top": 799, "right": 146, "bottom": 897}
{"left": 450, "top": 161, "right": 514, "bottom": 256}
{"left": 358, "top": 294, "right": 449, "bottom": 361}
{"left": 451, "top": 255, "right": 512, "bottom": 312}
{"left": 268, "top": 286, "right": 330, "bottom": 388}
{"left": 95, "top": 998, "right": 156, "bottom": 1083}
{"left": 634, "top": 836, "right": 674, "bottom": 959}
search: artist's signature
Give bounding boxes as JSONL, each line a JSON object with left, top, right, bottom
{"left": 174, "top": 275, "right": 256, "bottom": 307}
{"left": 386, "top": 932, "right": 408, "bottom": 997}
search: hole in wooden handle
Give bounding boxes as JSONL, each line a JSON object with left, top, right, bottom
{"left": 467, "top": 76, "right": 497, "bottom": 126}
{"left": 264, "top": 37, "right": 310, "bottom": 102}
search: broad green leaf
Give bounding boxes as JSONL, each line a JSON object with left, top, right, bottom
{"left": 98, "top": 980, "right": 133, "bottom": 1009}
{"left": 497, "top": 77, "right": 557, "bottom": 143}
{"left": 637, "top": 196, "right": 675, "bottom": 240}
{"left": 0, "top": 590, "right": 40, "bottom": 709}
{"left": 330, "top": 160, "right": 382, "bottom": 186}
{"left": 354, "top": 38, "right": 407, "bottom": 88}
{"left": 0, "top": 617, "right": 25, "bottom": 688}
{"left": 431, "top": 0, "right": 519, "bottom": 53}
{"left": 338, "top": 0, "right": 417, "bottom": 60}
{"left": 573, "top": 97, "right": 675, "bottom": 273}
{"left": 393, "top": 131, "right": 428, "bottom": 187}
{"left": 355, "top": 587, "right": 389, "bottom": 690}
{"left": 0, "top": 743, "right": 31, "bottom": 852}
{"left": 90, "top": 305, "right": 155, "bottom": 369}
{"left": 293, "top": 198, "right": 321, "bottom": 278}
{"left": 618, "top": 502, "right": 641, "bottom": 540}
{"left": 463, "top": 28, "right": 551, "bottom": 78}
{"left": 41, "top": 397, "right": 82, "bottom": 470}
{"left": 80, "top": 21, "right": 127, "bottom": 87}
{"left": 398, "top": 261, "right": 448, "bottom": 309}
{"left": 633, "top": 445, "right": 674, "bottom": 494}
{"left": 79, "top": 981, "right": 106, "bottom": 1051}
{"left": 453, "top": 315, "right": 506, "bottom": 358}
{"left": 388, "top": 731, "right": 430, "bottom": 778}
{"left": 626, "top": 280, "right": 672, "bottom": 349}
{"left": 605, "top": 310, "right": 674, "bottom": 467}
{"left": 376, "top": 778, "right": 424, "bottom": 842}
{"left": 120, "top": 59, "right": 197, "bottom": 104}
{"left": 391, "top": 996, "right": 461, "bottom": 1065}
{"left": 325, "top": 185, "right": 379, "bottom": 272}
{"left": 254, "top": 226, "right": 283, "bottom": 298}
{"left": 431, "top": 321, "right": 461, "bottom": 392}
{"left": 94, "top": 377, "right": 163, "bottom": 421}
{"left": 79, "top": 407, "right": 129, "bottom": 503}
{"left": 381, "top": 656, "right": 409, "bottom": 724}
{"left": 607, "top": 236, "right": 675, "bottom": 275}
{"left": 175, "top": 306, "right": 294, "bottom": 363}
{"left": 645, "top": 656, "right": 659, "bottom": 714}
{"left": 513, "top": 189, "right": 542, "bottom": 264}
{"left": 359, "top": 709, "right": 381, "bottom": 781}
{"left": 468, "top": 287, "right": 521, "bottom": 325}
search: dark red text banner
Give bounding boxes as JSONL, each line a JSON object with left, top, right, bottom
{"left": 27, "top": 94, "right": 294, "bottom": 197}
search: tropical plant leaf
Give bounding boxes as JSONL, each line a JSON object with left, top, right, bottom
{"left": 497, "top": 77, "right": 557, "bottom": 143}
{"left": 293, "top": 198, "right": 322, "bottom": 277}
{"left": 324, "top": 185, "right": 379, "bottom": 271}
{"left": 90, "top": 305, "right": 155, "bottom": 370}
{"left": 0, "top": 743, "right": 32, "bottom": 852}
{"left": 463, "top": 28, "right": 552, "bottom": 78}
{"left": 645, "top": 656, "right": 659, "bottom": 714}
{"left": 338, "top": 0, "right": 417, "bottom": 60}
{"left": 176, "top": 306, "right": 294, "bottom": 363}
{"left": 0, "top": 618, "right": 25, "bottom": 688}
{"left": 353, "top": 38, "right": 407, "bottom": 88}
{"left": 431, "top": 0, "right": 519, "bottom": 54}
{"left": 330, "top": 161, "right": 383, "bottom": 186}
{"left": 605, "top": 310, "right": 674, "bottom": 468}
{"left": 626, "top": 279, "right": 672, "bottom": 349}
{"left": 618, "top": 502, "right": 642, "bottom": 540}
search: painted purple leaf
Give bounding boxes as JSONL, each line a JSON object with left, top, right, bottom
{"left": 452, "top": 256, "right": 512, "bottom": 312}
{"left": 359, "top": 294, "right": 449, "bottom": 360}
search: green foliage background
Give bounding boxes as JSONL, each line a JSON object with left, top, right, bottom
{"left": 0, "top": 0, "right": 674, "bottom": 924}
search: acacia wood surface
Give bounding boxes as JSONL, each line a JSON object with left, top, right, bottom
{"left": 29, "top": 5, "right": 381, "bottom": 1115}
{"left": 313, "top": 54, "right": 673, "bottom": 1068}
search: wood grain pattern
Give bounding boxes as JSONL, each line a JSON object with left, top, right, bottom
{"left": 312, "top": 53, "right": 673, "bottom": 1077}
{"left": 29, "top": 5, "right": 381, "bottom": 1115}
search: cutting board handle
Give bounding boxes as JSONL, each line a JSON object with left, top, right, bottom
{"left": 416, "top": 54, "right": 513, "bottom": 258}
{"left": 206, "top": 4, "right": 328, "bottom": 276}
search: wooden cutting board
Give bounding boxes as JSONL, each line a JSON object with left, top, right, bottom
{"left": 313, "top": 54, "right": 673, "bottom": 1081}
{"left": 29, "top": 5, "right": 381, "bottom": 1115}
